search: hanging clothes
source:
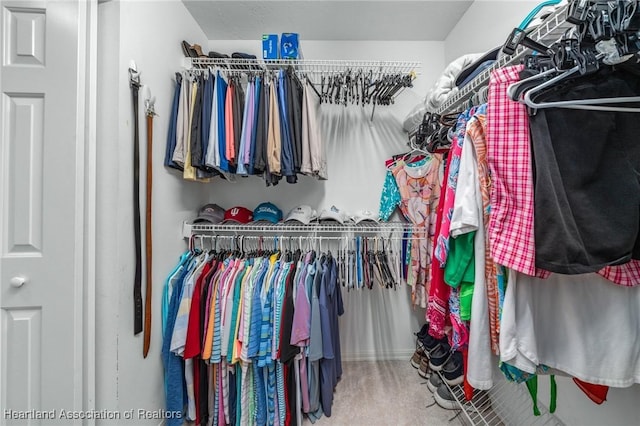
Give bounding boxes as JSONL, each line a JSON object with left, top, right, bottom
{"left": 161, "top": 244, "right": 345, "bottom": 426}
{"left": 379, "top": 154, "right": 442, "bottom": 308}
{"left": 165, "top": 68, "right": 326, "bottom": 186}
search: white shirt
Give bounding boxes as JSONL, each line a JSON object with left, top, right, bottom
{"left": 450, "top": 129, "right": 493, "bottom": 390}
{"left": 501, "top": 270, "right": 640, "bottom": 387}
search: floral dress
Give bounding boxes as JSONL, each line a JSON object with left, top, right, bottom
{"left": 379, "top": 156, "right": 442, "bottom": 308}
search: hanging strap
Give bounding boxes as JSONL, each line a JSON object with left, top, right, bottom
{"left": 143, "top": 93, "right": 156, "bottom": 357}
{"left": 129, "top": 67, "right": 143, "bottom": 336}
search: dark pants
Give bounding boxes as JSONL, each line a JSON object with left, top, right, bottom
{"left": 529, "top": 67, "right": 640, "bottom": 273}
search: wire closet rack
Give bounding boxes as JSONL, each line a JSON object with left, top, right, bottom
{"left": 436, "top": 2, "right": 572, "bottom": 115}
{"left": 435, "top": 372, "right": 564, "bottom": 426}
{"left": 183, "top": 57, "right": 422, "bottom": 76}
{"left": 182, "top": 221, "right": 420, "bottom": 239}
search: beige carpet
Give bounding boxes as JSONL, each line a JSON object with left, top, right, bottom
{"left": 304, "top": 360, "right": 462, "bottom": 426}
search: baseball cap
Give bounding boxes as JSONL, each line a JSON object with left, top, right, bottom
{"left": 353, "top": 209, "right": 379, "bottom": 224}
{"left": 284, "top": 205, "right": 316, "bottom": 225}
{"left": 222, "top": 206, "right": 253, "bottom": 224}
{"left": 192, "top": 203, "right": 225, "bottom": 224}
{"left": 319, "top": 205, "right": 347, "bottom": 224}
{"left": 253, "top": 202, "right": 283, "bottom": 224}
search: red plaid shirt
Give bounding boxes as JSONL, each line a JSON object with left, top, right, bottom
{"left": 487, "top": 65, "right": 640, "bottom": 286}
{"left": 487, "top": 66, "right": 548, "bottom": 278}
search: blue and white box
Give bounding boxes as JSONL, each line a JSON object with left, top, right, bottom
{"left": 280, "top": 33, "right": 299, "bottom": 59}
{"left": 262, "top": 34, "right": 278, "bottom": 59}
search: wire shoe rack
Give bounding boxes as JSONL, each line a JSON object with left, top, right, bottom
{"left": 434, "top": 371, "right": 564, "bottom": 426}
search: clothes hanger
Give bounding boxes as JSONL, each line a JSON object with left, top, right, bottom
{"left": 509, "top": 35, "right": 640, "bottom": 112}
{"left": 522, "top": 62, "right": 640, "bottom": 112}
{"left": 507, "top": 67, "right": 558, "bottom": 101}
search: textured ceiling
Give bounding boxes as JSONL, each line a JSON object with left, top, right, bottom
{"left": 182, "top": 0, "right": 474, "bottom": 41}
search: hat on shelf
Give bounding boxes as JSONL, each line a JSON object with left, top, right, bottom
{"left": 192, "top": 203, "right": 225, "bottom": 224}
{"left": 222, "top": 206, "right": 253, "bottom": 224}
{"left": 252, "top": 202, "right": 283, "bottom": 224}
{"left": 319, "top": 205, "right": 348, "bottom": 224}
{"left": 284, "top": 205, "right": 317, "bottom": 225}
{"left": 352, "top": 209, "right": 379, "bottom": 224}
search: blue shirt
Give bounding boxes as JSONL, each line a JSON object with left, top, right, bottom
{"left": 278, "top": 70, "right": 295, "bottom": 178}
{"left": 247, "top": 260, "right": 268, "bottom": 358}
{"left": 200, "top": 71, "right": 215, "bottom": 166}
{"left": 248, "top": 77, "right": 261, "bottom": 175}
{"left": 162, "top": 257, "right": 195, "bottom": 426}
{"left": 164, "top": 73, "right": 182, "bottom": 169}
{"left": 216, "top": 71, "right": 230, "bottom": 172}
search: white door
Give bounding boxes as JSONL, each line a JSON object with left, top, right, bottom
{"left": 0, "top": 0, "right": 93, "bottom": 424}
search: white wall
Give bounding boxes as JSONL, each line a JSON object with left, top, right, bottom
{"left": 96, "top": 0, "right": 209, "bottom": 423}
{"left": 198, "top": 39, "right": 444, "bottom": 360}
{"left": 444, "top": 0, "right": 540, "bottom": 64}
{"left": 444, "top": 2, "right": 640, "bottom": 425}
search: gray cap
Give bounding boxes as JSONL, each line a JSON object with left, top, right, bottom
{"left": 192, "top": 203, "right": 224, "bottom": 224}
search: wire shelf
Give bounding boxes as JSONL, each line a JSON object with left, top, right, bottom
{"left": 183, "top": 57, "right": 422, "bottom": 76}
{"left": 437, "top": 372, "right": 564, "bottom": 426}
{"left": 182, "top": 220, "right": 420, "bottom": 239}
{"left": 436, "top": 3, "right": 572, "bottom": 115}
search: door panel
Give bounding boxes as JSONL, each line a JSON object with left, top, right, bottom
{"left": 2, "top": 308, "right": 42, "bottom": 413}
{"left": 3, "top": 6, "right": 46, "bottom": 67}
{"left": 3, "top": 93, "right": 44, "bottom": 256}
{"left": 1, "top": 0, "right": 88, "bottom": 423}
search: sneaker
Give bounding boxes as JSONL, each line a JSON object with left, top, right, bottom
{"left": 420, "top": 334, "right": 445, "bottom": 355}
{"left": 416, "top": 323, "right": 429, "bottom": 340}
{"left": 428, "top": 341, "right": 452, "bottom": 372}
{"left": 442, "top": 351, "right": 464, "bottom": 386}
{"left": 418, "top": 357, "right": 431, "bottom": 379}
{"left": 434, "top": 383, "right": 459, "bottom": 410}
{"left": 427, "top": 372, "right": 442, "bottom": 393}
{"left": 415, "top": 323, "right": 429, "bottom": 350}
{"left": 411, "top": 347, "right": 427, "bottom": 369}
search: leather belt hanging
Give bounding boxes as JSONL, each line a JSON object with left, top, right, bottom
{"left": 143, "top": 92, "right": 156, "bottom": 358}
{"left": 129, "top": 67, "right": 143, "bottom": 336}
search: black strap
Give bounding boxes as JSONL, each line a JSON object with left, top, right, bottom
{"left": 130, "top": 69, "right": 143, "bottom": 335}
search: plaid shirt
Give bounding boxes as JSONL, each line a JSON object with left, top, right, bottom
{"left": 486, "top": 66, "right": 548, "bottom": 278}
{"left": 487, "top": 66, "right": 640, "bottom": 287}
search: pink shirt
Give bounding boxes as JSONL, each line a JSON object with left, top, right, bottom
{"left": 487, "top": 65, "right": 640, "bottom": 287}
{"left": 487, "top": 66, "right": 549, "bottom": 278}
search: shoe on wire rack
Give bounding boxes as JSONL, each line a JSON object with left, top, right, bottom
{"left": 416, "top": 322, "right": 429, "bottom": 339}
{"left": 442, "top": 350, "right": 464, "bottom": 386}
{"left": 421, "top": 334, "right": 447, "bottom": 356}
{"left": 428, "top": 341, "right": 452, "bottom": 372}
{"left": 434, "top": 383, "right": 459, "bottom": 410}
{"left": 411, "top": 346, "right": 427, "bottom": 369}
{"left": 427, "top": 371, "right": 442, "bottom": 393}
{"left": 418, "top": 357, "right": 431, "bottom": 379}
{"left": 415, "top": 323, "right": 429, "bottom": 350}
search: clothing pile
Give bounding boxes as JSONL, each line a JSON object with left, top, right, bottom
{"left": 164, "top": 67, "right": 326, "bottom": 186}
{"left": 162, "top": 248, "right": 344, "bottom": 426}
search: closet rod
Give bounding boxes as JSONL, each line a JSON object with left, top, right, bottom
{"left": 189, "top": 235, "right": 411, "bottom": 242}
{"left": 182, "top": 221, "right": 421, "bottom": 239}
{"left": 435, "top": 2, "right": 571, "bottom": 115}
{"left": 184, "top": 58, "right": 421, "bottom": 76}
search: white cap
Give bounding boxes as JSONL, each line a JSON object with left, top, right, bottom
{"left": 352, "top": 209, "right": 379, "bottom": 224}
{"left": 285, "top": 205, "right": 317, "bottom": 225}
{"left": 319, "top": 205, "right": 348, "bottom": 224}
